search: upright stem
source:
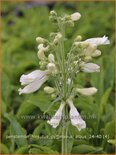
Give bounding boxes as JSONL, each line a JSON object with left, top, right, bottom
{"left": 57, "top": 20, "right": 69, "bottom": 154}
{"left": 62, "top": 104, "right": 68, "bottom": 154}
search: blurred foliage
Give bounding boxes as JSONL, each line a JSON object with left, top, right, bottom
{"left": 1, "top": 1, "right": 115, "bottom": 154}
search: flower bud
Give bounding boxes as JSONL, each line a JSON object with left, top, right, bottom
{"left": 37, "top": 50, "right": 46, "bottom": 60}
{"left": 71, "top": 12, "right": 81, "bottom": 21}
{"left": 49, "top": 10, "right": 57, "bottom": 23}
{"left": 92, "top": 50, "right": 101, "bottom": 57}
{"left": 53, "top": 33, "right": 62, "bottom": 44}
{"left": 36, "top": 37, "right": 45, "bottom": 44}
{"left": 75, "top": 35, "right": 82, "bottom": 41}
{"left": 84, "top": 56, "right": 92, "bottom": 62}
{"left": 44, "top": 86, "right": 55, "bottom": 94}
{"left": 76, "top": 87, "right": 97, "bottom": 96}
{"left": 39, "top": 61, "right": 47, "bottom": 69}
{"left": 47, "top": 63, "right": 57, "bottom": 74}
{"left": 50, "top": 10, "right": 57, "bottom": 16}
{"left": 84, "top": 44, "right": 97, "bottom": 56}
{"left": 81, "top": 63, "right": 100, "bottom": 73}
{"left": 38, "top": 44, "right": 49, "bottom": 52}
{"left": 51, "top": 93, "right": 57, "bottom": 99}
{"left": 48, "top": 54, "right": 55, "bottom": 62}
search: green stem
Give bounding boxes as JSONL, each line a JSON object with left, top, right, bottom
{"left": 57, "top": 20, "right": 69, "bottom": 154}
{"left": 62, "top": 104, "right": 68, "bottom": 154}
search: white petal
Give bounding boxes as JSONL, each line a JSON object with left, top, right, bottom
{"left": 77, "top": 87, "right": 97, "bottom": 96}
{"left": 67, "top": 99, "right": 86, "bottom": 131}
{"left": 47, "top": 103, "right": 65, "bottom": 128}
{"left": 71, "top": 12, "right": 81, "bottom": 21}
{"left": 81, "top": 63, "right": 100, "bottom": 73}
{"left": 19, "top": 75, "right": 48, "bottom": 95}
{"left": 20, "top": 70, "right": 48, "bottom": 85}
{"left": 85, "top": 36, "right": 110, "bottom": 46}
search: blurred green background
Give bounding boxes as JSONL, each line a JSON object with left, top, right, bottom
{"left": 1, "top": 1, "right": 115, "bottom": 154}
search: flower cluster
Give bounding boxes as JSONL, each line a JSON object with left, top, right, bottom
{"left": 19, "top": 11, "right": 110, "bottom": 131}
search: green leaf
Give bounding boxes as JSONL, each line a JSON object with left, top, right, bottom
{"left": 102, "top": 120, "right": 114, "bottom": 149}
{"left": 71, "top": 144, "right": 102, "bottom": 154}
{"left": 16, "top": 100, "right": 37, "bottom": 124}
{"left": 15, "top": 146, "right": 29, "bottom": 154}
{"left": 0, "top": 143, "right": 9, "bottom": 154}
{"left": 29, "top": 144, "right": 59, "bottom": 154}
{"left": 5, "top": 114, "right": 28, "bottom": 147}
{"left": 99, "top": 87, "right": 112, "bottom": 116}
{"left": 27, "top": 92, "right": 58, "bottom": 114}
{"left": 28, "top": 92, "right": 51, "bottom": 112}
{"left": 29, "top": 148, "right": 43, "bottom": 154}
{"left": 107, "top": 139, "right": 115, "bottom": 145}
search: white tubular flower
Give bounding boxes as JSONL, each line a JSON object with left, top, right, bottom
{"left": 71, "top": 12, "right": 81, "bottom": 21}
{"left": 47, "top": 63, "right": 57, "bottom": 74}
{"left": 85, "top": 36, "right": 110, "bottom": 46}
{"left": 67, "top": 99, "right": 86, "bottom": 131}
{"left": 18, "top": 70, "right": 49, "bottom": 95}
{"left": 48, "top": 54, "right": 55, "bottom": 62}
{"left": 76, "top": 87, "right": 97, "bottom": 96}
{"left": 47, "top": 103, "right": 65, "bottom": 128}
{"left": 81, "top": 63, "right": 100, "bottom": 73}
{"left": 44, "top": 86, "right": 55, "bottom": 94}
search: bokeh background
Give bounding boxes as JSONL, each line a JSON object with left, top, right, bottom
{"left": 1, "top": 1, "right": 115, "bottom": 154}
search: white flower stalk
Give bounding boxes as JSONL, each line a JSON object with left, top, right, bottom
{"left": 19, "top": 11, "right": 110, "bottom": 154}
{"left": 48, "top": 54, "right": 55, "bottom": 62}
{"left": 76, "top": 87, "right": 97, "bottom": 96}
{"left": 18, "top": 70, "right": 49, "bottom": 95}
{"left": 47, "top": 103, "right": 65, "bottom": 128}
{"left": 81, "top": 63, "right": 100, "bottom": 72}
{"left": 44, "top": 86, "right": 55, "bottom": 94}
{"left": 67, "top": 99, "right": 86, "bottom": 131}
{"left": 71, "top": 12, "right": 81, "bottom": 21}
{"left": 85, "top": 36, "right": 110, "bottom": 46}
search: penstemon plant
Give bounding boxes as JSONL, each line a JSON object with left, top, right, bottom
{"left": 18, "top": 10, "right": 110, "bottom": 154}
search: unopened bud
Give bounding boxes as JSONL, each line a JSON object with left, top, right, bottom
{"left": 51, "top": 93, "right": 57, "bottom": 99}
{"left": 50, "top": 10, "right": 57, "bottom": 16}
{"left": 47, "top": 63, "right": 57, "bottom": 74}
{"left": 92, "top": 50, "right": 101, "bottom": 57}
{"left": 36, "top": 37, "right": 45, "bottom": 44}
{"left": 48, "top": 54, "right": 55, "bottom": 62}
{"left": 37, "top": 50, "right": 46, "bottom": 60}
{"left": 71, "top": 12, "right": 81, "bottom": 21}
{"left": 44, "top": 86, "right": 55, "bottom": 94}
{"left": 53, "top": 33, "right": 62, "bottom": 44}
{"left": 84, "top": 56, "right": 92, "bottom": 61}
{"left": 75, "top": 35, "right": 82, "bottom": 41}
{"left": 84, "top": 44, "right": 97, "bottom": 56}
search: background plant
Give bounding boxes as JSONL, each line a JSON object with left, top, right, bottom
{"left": 1, "top": 1, "right": 115, "bottom": 154}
